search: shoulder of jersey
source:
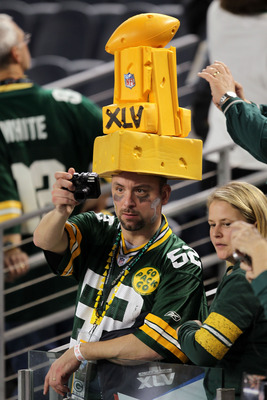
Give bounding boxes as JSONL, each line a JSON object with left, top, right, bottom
{"left": 105, "top": 13, "right": 180, "bottom": 54}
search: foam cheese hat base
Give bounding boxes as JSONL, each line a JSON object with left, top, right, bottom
{"left": 93, "top": 130, "right": 202, "bottom": 180}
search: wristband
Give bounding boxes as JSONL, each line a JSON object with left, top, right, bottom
{"left": 74, "top": 343, "right": 86, "bottom": 362}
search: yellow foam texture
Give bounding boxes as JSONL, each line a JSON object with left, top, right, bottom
{"left": 105, "top": 13, "right": 180, "bottom": 54}
{"left": 93, "top": 130, "right": 202, "bottom": 180}
{"left": 104, "top": 46, "right": 191, "bottom": 138}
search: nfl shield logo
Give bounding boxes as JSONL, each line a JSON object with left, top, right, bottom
{"left": 124, "top": 73, "right": 135, "bottom": 89}
{"left": 117, "top": 256, "right": 127, "bottom": 266}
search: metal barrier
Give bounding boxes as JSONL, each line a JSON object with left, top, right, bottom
{"left": 19, "top": 350, "right": 223, "bottom": 400}
{"left": 17, "top": 350, "right": 241, "bottom": 400}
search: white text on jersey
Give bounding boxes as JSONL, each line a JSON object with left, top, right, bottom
{"left": 0, "top": 115, "right": 47, "bottom": 142}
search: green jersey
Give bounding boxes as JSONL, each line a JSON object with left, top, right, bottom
{"left": 45, "top": 212, "right": 208, "bottom": 363}
{"left": 1, "top": 82, "right": 102, "bottom": 322}
{"left": 0, "top": 82, "right": 102, "bottom": 234}
{"left": 252, "top": 270, "right": 267, "bottom": 318}
{"left": 178, "top": 264, "right": 267, "bottom": 399}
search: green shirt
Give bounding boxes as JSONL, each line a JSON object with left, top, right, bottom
{"left": 222, "top": 97, "right": 267, "bottom": 164}
{"left": 252, "top": 270, "right": 267, "bottom": 318}
{"left": 178, "top": 264, "right": 267, "bottom": 399}
{"left": 45, "top": 212, "right": 208, "bottom": 363}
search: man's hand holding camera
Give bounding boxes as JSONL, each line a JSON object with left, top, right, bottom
{"left": 33, "top": 168, "right": 80, "bottom": 254}
{"left": 52, "top": 167, "right": 79, "bottom": 217}
{"left": 34, "top": 168, "right": 102, "bottom": 254}
{"left": 52, "top": 167, "right": 101, "bottom": 214}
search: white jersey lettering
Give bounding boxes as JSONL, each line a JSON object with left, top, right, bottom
{"left": 0, "top": 115, "right": 48, "bottom": 143}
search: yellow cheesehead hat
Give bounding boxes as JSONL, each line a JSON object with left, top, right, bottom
{"left": 92, "top": 13, "right": 202, "bottom": 180}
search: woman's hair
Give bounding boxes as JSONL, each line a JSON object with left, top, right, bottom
{"left": 0, "top": 14, "right": 18, "bottom": 67}
{"left": 207, "top": 181, "right": 267, "bottom": 238}
{"left": 220, "top": 0, "right": 267, "bottom": 15}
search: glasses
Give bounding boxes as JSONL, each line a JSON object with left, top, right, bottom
{"left": 18, "top": 33, "right": 31, "bottom": 47}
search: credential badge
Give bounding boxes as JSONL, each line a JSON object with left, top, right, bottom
{"left": 124, "top": 73, "right": 136, "bottom": 89}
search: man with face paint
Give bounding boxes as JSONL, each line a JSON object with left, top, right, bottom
{"left": 33, "top": 166, "right": 208, "bottom": 398}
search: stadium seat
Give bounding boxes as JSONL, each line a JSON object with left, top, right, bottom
{"left": 27, "top": 56, "right": 105, "bottom": 85}
{"left": 0, "top": 0, "right": 32, "bottom": 33}
{"left": 157, "top": 4, "right": 188, "bottom": 36}
{"left": 121, "top": 1, "right": 161, "bottom": 20}
{"left": 171, "top": 34, "right": 201, "bottom": 109}
{"left": 27, "top": 55, "right": 69, "bottom": 85}
{"left": 29, "top": 2, "right": 97, "bottom": 60}
{"left": 90, "top": 3, "right": 128, "bottom": 61}
{"left": 67, "top": 58, "right": 105, "bottom": 75}
{"left": 73, "top": 63, "right": 114, "bottom": 103}
{"left": 171, "top": 33, "right": 200, "bottom": 65}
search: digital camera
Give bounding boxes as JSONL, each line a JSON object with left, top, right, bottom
{"left": 232, "top": 251, "right": 252, "bottom": 266}
{"left": 71, "top": 172, "right": 101, "bottom": 201}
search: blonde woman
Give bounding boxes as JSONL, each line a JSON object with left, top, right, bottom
{"left": 177, "top": 181, "right": 267, "bottom": 400}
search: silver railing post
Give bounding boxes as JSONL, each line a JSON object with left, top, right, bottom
{"left": 18, "top": 369, "right": 33, "bottom": 400}
{"left": 203, "top": 143, "right": 234, "bottom": 188}
{"left": 217, "top": 147, "right": 231, "bottom": 186}
{"left": 0, "top": 228, "right": 5, "bottom": 400}
{"left": 216, "top": 388, "right": 235, "bottom": 399}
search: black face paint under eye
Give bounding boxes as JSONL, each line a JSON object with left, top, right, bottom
{"left": 137, "top": 194, "right": 150, "bottom": 203}
{"left": 114, "top": 193, "right": 123, "bottom": 202}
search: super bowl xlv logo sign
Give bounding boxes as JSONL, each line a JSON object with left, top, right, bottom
{"left": 137, "top": 367, "right": 175, "bottom": 389}
{"left": 105, "top": 105, "right": 144, "bottom": 130}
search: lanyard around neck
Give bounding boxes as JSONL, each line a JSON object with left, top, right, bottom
{"left": 96, "top": 224, "right": 162, "bottom": 316}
